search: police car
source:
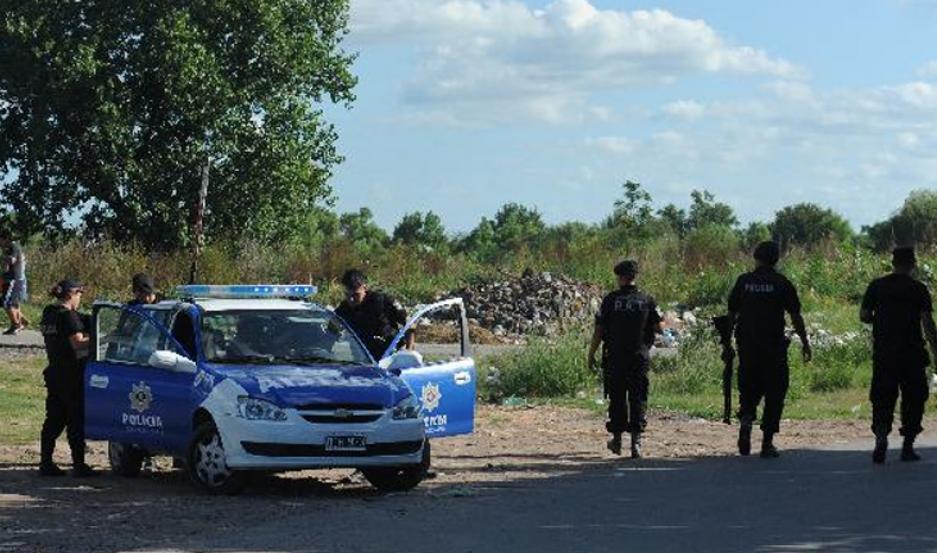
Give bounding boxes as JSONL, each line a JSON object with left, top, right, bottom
{"left": 84, "top": 285, "right": 476, "bottom": 494}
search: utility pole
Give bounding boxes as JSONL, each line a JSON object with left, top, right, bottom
{"left": 189, "top": 157, "right": 210, "bottom": 284}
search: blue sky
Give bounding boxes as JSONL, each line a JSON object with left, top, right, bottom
{"left": 328, "top": 0, "right": 937, "bottom": 233}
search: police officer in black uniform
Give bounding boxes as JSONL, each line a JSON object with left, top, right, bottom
{"left": 588, "top": 260, "right": 662, "bottom": 458}
{"left": 335, "top": 269, "right": 413, "bottom": 360}
{"left": 727, "top": 241, "right": 811, "bottom": 458}
{"left": 860, "top": 247, "right": 937, "bottom": 464}
{"left": 38, "top": 279, "right": 97, "bottom": 477}
{"left": 128, "top": 272, "right": 159, "bottom": 306}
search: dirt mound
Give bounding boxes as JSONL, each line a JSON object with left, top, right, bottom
{"left": 442, "top": 270, "right": 603, "bottom": 341}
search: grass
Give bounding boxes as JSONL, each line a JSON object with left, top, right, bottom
{"left": 0, "top": 354, "right": 46, "bottom": 445}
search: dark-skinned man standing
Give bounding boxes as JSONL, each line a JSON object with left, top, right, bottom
{"left": 588, "top": 260, "right": 662, "bottom": 459}
{"left": 860, "top": 247, "right": 937, "bottom": 464}
{"left": 727, "top": 241, "right": 812, "bottom": 458}
{"left": 336, "top": 269, "right": 413, "bottom": 361}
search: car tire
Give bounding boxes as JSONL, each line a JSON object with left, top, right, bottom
{"left": 108, "top": 442, "right": 145, "bottom": 478}
{"left": 186, "top": 421, "right": 245, "bottom": 495}
{"left": 362, "top": 439, "right": 430, "bottom": 492}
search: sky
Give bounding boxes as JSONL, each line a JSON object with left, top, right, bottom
{"left": 326, "top": 0, "right": 937, "bottom": 234}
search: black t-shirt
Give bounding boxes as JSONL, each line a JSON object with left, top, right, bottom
{"left": 40, "top": 304, "right": 87, "bottom": 383}
{"left": 596, "top": 286, "right": 661, "bottom": 363}
{"left": 728, "top": 267, "right": 801, "bottom": 347}
{"left": 335, "top": 291, "right": 408, "bottom": 359}
{"left": 862, "top": 273, "right": 933, "bottom": 366}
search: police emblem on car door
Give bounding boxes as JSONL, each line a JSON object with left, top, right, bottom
{"left": 380, "top": 298, "right": 476, "bottom": 437}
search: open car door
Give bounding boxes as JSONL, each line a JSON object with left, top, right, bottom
{"left": 380, "top": 298, "right": 475, "bottom": 438}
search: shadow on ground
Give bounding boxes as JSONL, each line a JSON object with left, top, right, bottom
{"left": 2, "top": 443, "right": 936, "bottom": 553}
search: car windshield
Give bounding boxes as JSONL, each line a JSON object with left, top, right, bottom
{"left": 201, "top": 308, "right": 372, "bottom": 366}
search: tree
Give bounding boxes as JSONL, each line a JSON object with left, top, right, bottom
{"left": 657, "top": 204, "right": 688, "bottom": 237}
{"left": 392, "top": 211, "right": 448, "bottom": 252}
{"left": 607, "top": 181, "right": 654, "bottom": 230}
{"left": 771, "top": 203, "right": 852, "bottom": 249}
{"left": 0, "top": 0, "right": 356, "bottom": 249}
{"left": 865, "top": 190, "right": 937, "bottom": 251}
{"left": 741, "top": 221, "right": 772, "bottom": 251}
{"left": 686, "top": 190, "right": 738, "bottom": 231}
{"left": 459, "top": 203, "right": 545, "bottom": 260}
{"left": 339, "top": 208, "right": 388, "bottom": 252}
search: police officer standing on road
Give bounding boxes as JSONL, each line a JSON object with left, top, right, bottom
{"left": 860, "top": 247, "right": 937, "bottom": 464}
{"left": 336, "top": 269, "right": 413, "bottom": 360}
{"left": 727, "top": 241, "right": 811, "bottom": 458}
{"left": 588, "top": 260, "right": 662, "bottom": 459}
{"left": 38, "top": 279, "right": 97, "bottom": 477}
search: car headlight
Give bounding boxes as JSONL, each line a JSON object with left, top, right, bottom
{"left": 236, "top": 397, "right": 288, "bottom": 422}
{"left": 392, "top": 394, "right": 422, "bottom": 420}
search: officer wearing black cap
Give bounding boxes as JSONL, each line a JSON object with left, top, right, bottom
{"left": 335, "top": 269, "right": 413, "bottom": 360}
{"left": 128, "top": 272, "right": 159, "bottom": 306}
{"left": 588, "top": 259, "right": 662, "bottom": 458}
{"left": 860, "top": 246, "right": 937, "bottom": 464}
{"left": 726, "top": 241, "right": 811, "bottom": 458}
{"left": 38, "top": 279, "right": 96, "bottom": 477}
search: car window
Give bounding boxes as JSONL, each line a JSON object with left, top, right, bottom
{"left": 98, "top": 306, "right": 180, "bottom": 366}
{"left": 201, "top": 308, "right": 371, "bottom": 366}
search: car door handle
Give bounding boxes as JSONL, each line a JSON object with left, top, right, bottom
{"left": 89, "top": 374, "right": 109, "bottom": 389}
{"left": 454, "top": 371, "right": 472, "bottom": 385}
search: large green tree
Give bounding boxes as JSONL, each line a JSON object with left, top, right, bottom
{"left": 865, "top": 190, "right": 937, "bottom": 251}
{"left": 0, "top": 0, "right": 356, "bottom": 249}
{"left": 771, "top": 203, "right": 852, "bottom": 248}
{"left": 392, "top": 211, "right": 448, "bottom": 252}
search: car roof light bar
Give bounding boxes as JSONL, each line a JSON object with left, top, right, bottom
{"left": 176, "top": 284, "right": 317, "bottom": 299}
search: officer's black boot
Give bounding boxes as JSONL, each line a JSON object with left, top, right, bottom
{"left": 38, "top": 453, "right": 65, "bottom": 477}
{"left": 630, "top": 432, "right": 642, "bottom": 459}
{"left": 71, "top": 448, "right": 98, "bottom": 478}
{"left": 901, "top": 436, "right": 921, "bottom": 462}
{"left": 738, "top": 418, "right": 753, "bottom": 456}
{"left": 760, "top": 432, "right": 780, "bottom": 459}
{"left": 872, "top": 434, "right": 888, "bottom": 464}
{"left": 607, "top": 433, "right": 622, "bottom": 456}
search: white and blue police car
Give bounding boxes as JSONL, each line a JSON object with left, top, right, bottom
{"left": 84, "top": 285, "right": 476, "bottom": 494}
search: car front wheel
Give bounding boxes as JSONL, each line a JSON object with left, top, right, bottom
{"left": 362, "top": 439, "right": 431, "bottom": 492}
{"left": 108, "top": 442, "right": 145, "bottom": 477}
{"left": 186, "top": 422, "right": 245, "bottom": 495}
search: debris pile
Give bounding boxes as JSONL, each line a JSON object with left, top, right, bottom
{"left": 440, "top": 270, "right": 604, "bottom": 340}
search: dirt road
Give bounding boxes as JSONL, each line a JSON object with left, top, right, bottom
{"left": 4, "top": 405, "right": 930, "bottom": 553}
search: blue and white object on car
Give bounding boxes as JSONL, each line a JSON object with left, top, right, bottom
{"left": 84, "top": 285, "right": 476, "bottom": 494}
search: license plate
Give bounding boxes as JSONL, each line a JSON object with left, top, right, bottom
{"left": 325, "top": 435, "right": 367, "bottom": 452}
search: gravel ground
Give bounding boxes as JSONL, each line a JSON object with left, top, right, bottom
{"left": 0, "top": 403, "right": 880, "bottom": 553}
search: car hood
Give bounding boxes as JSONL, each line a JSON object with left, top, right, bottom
{"left": 207, "top": 363, "right": 408, "bottom": 409}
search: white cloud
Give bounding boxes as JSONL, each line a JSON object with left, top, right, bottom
{"left": 662, "top": 100, "right": 706, "bottom": 120}
{"left": 917, "top": 60, "right": 937, "bottom": 78}
{"left": 586, "top": 136, "right": 636, "bottom": 154}
{"left": 351, "top": 0, "right": 799, "bottom": 123}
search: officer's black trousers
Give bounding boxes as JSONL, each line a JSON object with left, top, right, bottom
{"left": 870, "top": 361, "right": 928, "bottom": 438}
{"left": 737, "top": 344, "right": 789, "bottom": 435}
{"left": 604, "top": 356, "right": 650, "bottom": 435}
{"left": 40, "top": 379, "right": 86, "bottom": 465}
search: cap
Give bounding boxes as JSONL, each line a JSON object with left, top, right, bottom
{"left": 893, "top": 246, "right": 917, "bottom": 267}
{"left": 614, "top": 259, "right": 639, "bottom": 277}
{"left": 341, "top": 269, "right": 368, "bottom": 290}
{"left": 753, "top": 241, "right": 781, "bottom": 265}
{"left": 57, "top": 278, "right": 85, "bottom": 292}
{"left": 132, "top": 272, "right": 155, "bottom": 294}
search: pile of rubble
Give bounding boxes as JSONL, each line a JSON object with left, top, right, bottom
{"left": 440, "top": 270, "right": 604, "bottom": 340}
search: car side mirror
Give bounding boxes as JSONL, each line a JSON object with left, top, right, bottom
{"left": 148, "top": 350, "right": 197, "bottom": 374}
{"left": 379, "top": 350, "right": 424, "bottom": 373}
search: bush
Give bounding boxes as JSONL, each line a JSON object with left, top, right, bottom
{"left": 483, "top": 331, "right": 597, "bottom": 398}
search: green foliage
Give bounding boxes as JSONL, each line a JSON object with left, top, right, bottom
{"left": 0, "top": 0, "right": 356, "bottom": 248}
{"left": 683, "top": 224, "right": 740, "bottom": 271}
{"left": 687, "top": 190, "right": 738, "bottom": 230}
{"left": 484, "top": 331, "right": 598, "bottom": 398}
{"left": 865, "top": 190, "right": 937, "bottom": 251}
{"left": 339, "top": 208, "right": 389, "bottom": 252}
{"left": 741, "top": 221, "right": 772, "bottom": 251}
{"left": 458, "top": 203, "right": 545, "bottom": 261}
{"left": 657, "top": 204, "right": 688, "bottom": 238}
{"left": 772, "top": 203, "right": 853, "bottom": 249}
{"left": 392, "top": 211, "right": 448, "bottom": 252}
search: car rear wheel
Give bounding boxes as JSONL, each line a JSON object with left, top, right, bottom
{"left": 108, "top": 442, "right": 145, "bottom": 477}
{"left": 187, "top": 422, "right": 245, "bottom": 495}
{"left": 362, "top": 439, "right": 431, "bottom": 492}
